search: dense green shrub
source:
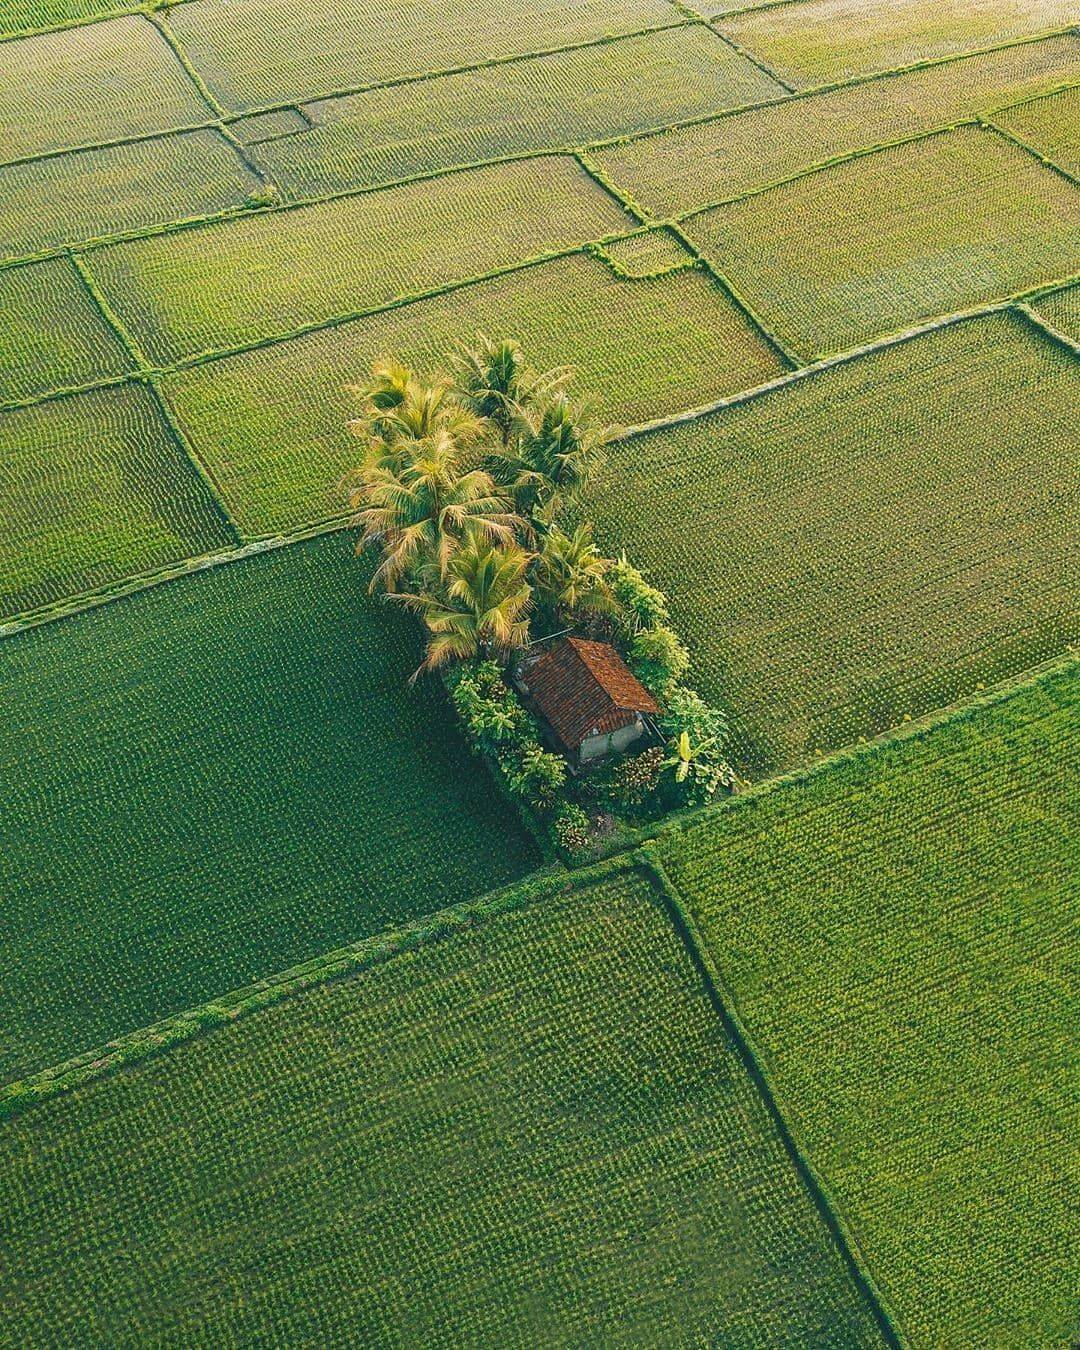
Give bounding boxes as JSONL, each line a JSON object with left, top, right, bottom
{"left": 610, "top": 554, "right": 669, "bottom": 636}
{"left": 628, "top": 623, "right": 690, "bottom": 698}
{"left": 552, "top": 802, "right": 591, "bottom": 857}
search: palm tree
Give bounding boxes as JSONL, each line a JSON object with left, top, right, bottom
{"left": 346, "top": 362, "right": 482, "bottom": 464}
{"left": 490, "top": 394, "right": 614, "bottom": 521}
{"left": 392, "top": 529, "right": 534, "bottom": 677}
{"left": 532, "top": 522, "right": 617, "bottom": 624}
{"left": 345, "top": 430, "right": 522, "bottom": 594}
{"left": 453, "top": 335, "right": 570, "bottom": 449}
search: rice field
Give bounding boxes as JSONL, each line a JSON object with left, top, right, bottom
{"left": 0, "top": 257, "right": 131, "bottom": 403}
{"left": 680, "top": 126, "right": 1080, "bottom": 357}
{"left": 161, "top": 247, "right": 782, "bottom": 535}
{"left": 85, "top": 156, "right": 633, "bottom": 363}
{"left": 656, "top": 656, "right": 1079, "bottom": 1347}
{"left": 1, "top": 17, "right": 210, "bottom": 160}
{"left": 0, "top": 534, "right": 539, "bottom": 1081}
{"left": 717, "top": 0, "right": 1077, "bottom": 87}
{"left": 0, "top": 382, "right": 234, "bottom": 619}
{"left": 248, "top": 26, "right": 782, "bottom": 201}
{"left": 993, "top": 83, "right": 1080, "bottom": 176}
{"left": 585, "top": 312, "right": 1079, "bottom": 776}
{"left": 1, "top": 0, "right": 1078, "bottom": 1340}
{"left": 592, "top": 34, "right": 1080, "bottom": 217}
{"left": 0, "top": 868, "right": 883, "bottom": 1346}
{"left": 166, "top": 0, "right": 680, "bottom": 109}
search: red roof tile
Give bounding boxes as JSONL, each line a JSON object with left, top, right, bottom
{"left": 524, "top": 637, "right": 660, "bottom": 753}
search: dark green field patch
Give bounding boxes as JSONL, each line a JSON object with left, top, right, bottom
{"left": 585, "top": 312, "right": 1079, "bottom": 776}
{"left": 0, "top": 868, "right": 882, "bottom": 1346}
{"left": 0, "top": 258, "right": 132, "bottom": 403}
{"left": 657, "top": 659, "right": 1078, "bottom": 1346}
{"left": 0, "top": 382, "right": 234, "bottom": 619}
{"left": 0, "top": 533, "right": 539, "bottom": 1080}
{"left": 162, "top": 249, "right": 783, "bottom": 535}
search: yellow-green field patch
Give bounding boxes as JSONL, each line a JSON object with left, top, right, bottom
{"left": 249, "top": 27, "right": 783, "bottom": 199}
{"left": 0, "top": 258, "right": 132, "bottom": 403}
{"left": 0, "top": 130, "right": 260, "bottom": 262}
{"left": 585, "top": 312, "right": 1079, "bottom": 776}
{"left": 86, "top": 156, "right": 633, "bottom": 364}
{"left": 0, "top": 383, "right": 235, "bottom": 619}
{"left": 718, "top": 0, "right": 1076, "bottom": 88}
{"left": 169, "top": 0, "right": 680, "bottom": 110}
{"left": 681, "top": 126, "right": 1080, "bottom": 357}
{"left": 1033, "top": 281, "right": 1080, "bottom": 338}
{"left": 993, "top": 83, "right": 1080, "bottom": 175}
{"left": 592, "top": 34, "right": 1079, "bottom": 216}
{"left": 0, "top": 16, "right": 209, "bottom": 160}
{"left": 163, "top": 250, "right": 783, "bottom": 535}
{"left": 0, "top": 867, "right": 882, "bottom": 1346}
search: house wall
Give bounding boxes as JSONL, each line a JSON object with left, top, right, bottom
{"left": 579, "top": 718, "right": 643, "bottom": 764}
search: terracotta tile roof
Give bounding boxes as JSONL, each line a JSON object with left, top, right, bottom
{"left": 524, "top": 636, "right": 660, "bottom": 753}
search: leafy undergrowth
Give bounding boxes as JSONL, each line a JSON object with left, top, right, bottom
{"left": 656, "top": 656, "right": 1078, "bottom": 1346}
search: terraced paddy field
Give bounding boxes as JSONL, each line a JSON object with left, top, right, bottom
{"left": 0, "top": 535, "right": 538, "bottom": 1081}
{"left": 654, "top": 656, "right": 1079, "bottom": 1346}
{"left": 0, "top": 869, "right": 884, "bottom": 1345}
{"left": 1, "top": 0, "right": 1078, "bottom": 1341}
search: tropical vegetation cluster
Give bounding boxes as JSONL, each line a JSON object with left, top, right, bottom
{"left": 343, "top": 337, "right": 735, "bottom": 853}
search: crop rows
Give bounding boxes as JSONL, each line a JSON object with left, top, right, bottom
{"left": 0, "top": 382, "right": 234, "bottom": 619}
{"left": 0, "top": 867, "right": 883, "bottom": 1345}
{"left": 0, "top": 130, "right": 261, "bottom": 264}
{"left": 1, "top": 16, "right": 211, "bottom": 161}
{"left": 680, "top": 125, "right": 1080, "bottom": 358}
{"left": 993, "top": 83, "right": 1080, "bottom": 176}
{"left": 81, "top": 156, "right": 633, "bottom": 364}
{"left": 167, "top": 0, "right": 681, "bottom": 109}
{"left": 585, "top": 311, "right": 1079, "bottom": 776}
{"left": 0, "top": 258, "right": 132, "bottom": 404}
{"left": 591, "top": 35, "right": 1079, "bottom": 217}
{"left": 0, "top": 533, "right": 539, "bottom": 1080}
{"left": 160, "top": 247, "right": 783, "bottom": 535}
{"left": 716, "top": 0, "right": 1078, "bottom": 87}
{"left": 246, "top": 26, "right": 784, "bottom": 201}
{"left": 1035, "top": 281, "right": 1080, "bottom": 338}
{"left": 655, "top": 656, "right": 1079, "bottom": 1347}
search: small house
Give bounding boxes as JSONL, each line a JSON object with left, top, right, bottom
{"left": 517, "top": 636, "right": 660, "bottom": 767}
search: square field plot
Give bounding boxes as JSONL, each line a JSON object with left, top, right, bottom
{"left": 168, "top": 0, "right": 679, "bottom": 110}
{"left": 718, "top": 0, "right": 1077, "bottom": 87}
{"left": 0, "top": 534, "right": 540, "bottom": 1081}
{"left": 0, "top": 382, "right": 234, "bottom": 620}
{"left": 592, "top": 34, "right": 1080, "bottom": 217}
{"left": 0, "top": 130, "right": 260, "bottom": 262}
{"left": 162, "top": 249, "right": 784, "bottom": 535}
{"left": 0, "top": 258, "right": 131, "bottom": 404}
{"left": 658, "top": 660, "right": 1079, "bottom": 1346}
{"left": 585, "top": 312, "right": 1079, "bottom": 776}
{"left": 0, "top": 869, "right": 882, "bottom": 1346}
{"left": 993, "top": 83, "right": 1080, "bottom": 176}
{"left": 250, "top": 27, "right": 784, "bottom": 199}
{"left": 0, "top": 17, "right": 210, "bottom": 161}
{"left": 681, "top": 126, "right": 1080, "bottom": 358}
{"left": 86, "top": 157, "right": 633, "bottom": 363}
